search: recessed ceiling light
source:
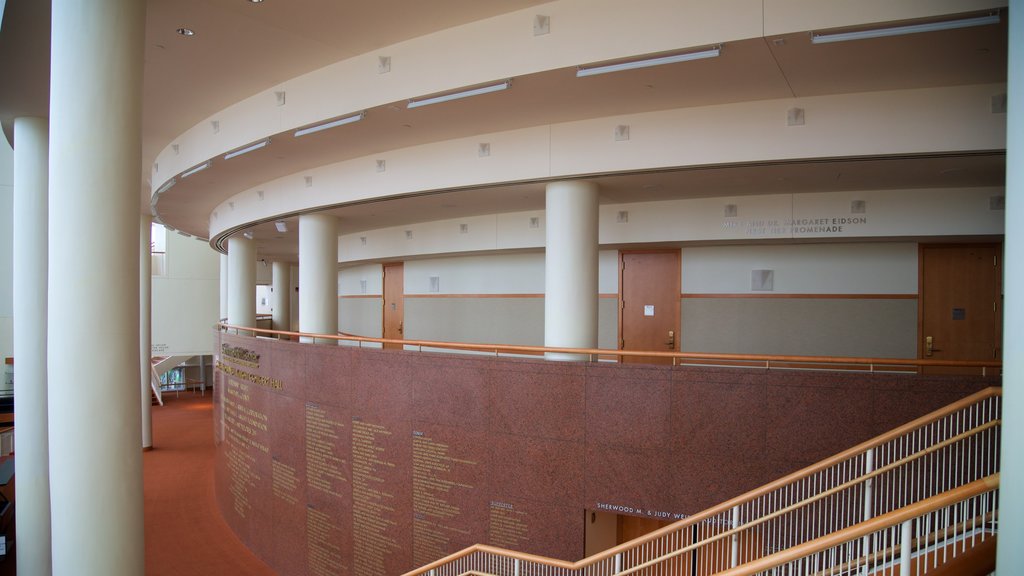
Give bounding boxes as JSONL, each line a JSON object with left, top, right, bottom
{"left": 176, "top": 27, "right": 195, "bottom": 36}
{"left": 248, "top": 0, "right": 264, "bottom": 3}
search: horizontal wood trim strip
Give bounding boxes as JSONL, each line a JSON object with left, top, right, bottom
{"left": 403, "top": 293, "right": 618, "bottom": 299}
{"left": 338, "top": 294, "right": 382, "bottom": 299}
{"left": 682, "top": 293, "right": 918, "bottom": 300}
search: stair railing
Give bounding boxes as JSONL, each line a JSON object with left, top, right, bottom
{"left": 404, "top": 387, "right": 1001, "bottom": 576}
{"left": 150, "top": 364, "right": 163, "bottom": 406}
{"left": 714, "top": 474, "right": 999, "bottom": 576}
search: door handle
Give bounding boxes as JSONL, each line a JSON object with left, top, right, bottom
{"left": 399, "top": 321, "right": 404, "bottom": 335}
{"left": 665, "top": 330, "right": 675, "bottom": 349}
{"left": 925, "top": 336, "right": 942, "bottom": 357}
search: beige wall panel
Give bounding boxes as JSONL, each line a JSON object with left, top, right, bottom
{"left": 680, "top": 298, "right": 918, "bottom": 358}
{"left": 598, "top": 297, "right": 617, "bottom": 350}
{"left": 405, "top": 297, "right": 544, "bottom": 345}
{"left": 338, "top": 263, "right": 383, "bottom": 295}
{"left": 681, "top": 243, "right": 918, "bottom": 294}
{"left": 339, "top": 297, "right": 383, "bottom": 338}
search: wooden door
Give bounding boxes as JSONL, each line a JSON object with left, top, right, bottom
{"left": 617, "top": 515, "right": 684, "bottom": 575}
{"left": 920, "top": 245, "right": 1001, "bottom": 373}
{"left": 620, "top": 251, "right": 680, "bottom": 364}
{"left": 383, "top": 262, "right": 404, "bottom": 350}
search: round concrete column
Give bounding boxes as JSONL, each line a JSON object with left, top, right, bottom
{"left": 272, "top": 260, "right": 291, "bottom": 335}
{"left": 299, "top": 214, "right": 338, "bottom": 343}
{"left": 544, "top": 180, "right": 599, "bottom": 361}
{"left": 219, "top": 252, "right": 229, "bottom": 323}
{"left": 139, "top": 215, "right": 152, "bottom": 450}
{"left": 997, "top": 4, "right": 1023, "bottom": 573}
{"left": 13, "top": 116, "right": 52, "bottom": 576}
{"left": 47, "top": 1, "right": 147, "bottom": 574}
{"left": 227, "top": 236, "right": 256, "bottom": 335}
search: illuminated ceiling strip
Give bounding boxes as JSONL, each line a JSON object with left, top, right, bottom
{"left": 811, "top": 13, "right": 1000, "bottom": 44}
{"left": 180, "top": 161, "right": 210, "bottom": 178}
{"left": 576, "top": 47, "right": 721, "bottom": 77}
{"left": 294, "top": 112, "right": 365, "bottom": 137}
{"left": 407, "top": 81, "right": 511, "bottom": 109}
{"left": 155, "top": 178, "right": 176, "bottom": 194}
{"left": 224, "top": 139, "right": 270, "bottom": 160}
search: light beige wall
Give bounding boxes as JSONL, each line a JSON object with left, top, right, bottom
{"left": 152, "top": 230, "right": 220, "bottom": 356}
{"left": 680, "top": 243, "right": 918, "bottom": 294}
{"left": 339, "top": 298, "right": 382, "bottom": 338}
{"left": 394, "top": 252, "right": 619, "bottom": 348}
{"left": 0, "top": 135, "right": 12, "bottom": 362}
{"left": 678, "top": 243, "right": 921, "bottom": 357}
{"left": 338, "top": 263, "right": 383, "bottom": 337}
{"left": 681, "top": 298, "right": 918, "bottom": 358}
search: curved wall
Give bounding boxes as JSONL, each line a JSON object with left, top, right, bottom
{"left": 213, "top": 331, "right": 997, "bottom": 574}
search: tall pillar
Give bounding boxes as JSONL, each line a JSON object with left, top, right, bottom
{"left": 227, "top": 236, "right": 256, "bottom": 335}
{"left": 544, "top": 180, "right": 599, "bottom": 361}
{"left": 299, "top": 214, "right": 338, "bottom": 343}
{"left": 219, "top": 252, "right": 229, "bottom": 322}
{"left": 139, "top": 215, "right": 152, "bottom": 450}
{"left": 272, "top": 260, "right": 290, "bottom": 334}
{"left": 13, "top": 116, "right": 51, "bottom": 576}
{"left": 997, "top": 2, "right": 1022, "bottom": 572}
{"left": 47, "top": 1, "right": 146, "bottom": 574}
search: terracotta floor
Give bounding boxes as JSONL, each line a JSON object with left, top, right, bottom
{"left": 144, "top": 393, "right": 276, "bottom": 576}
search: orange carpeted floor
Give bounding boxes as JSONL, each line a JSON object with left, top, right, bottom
{"left": 144, "top": 393, "right": 276, "bottom": 576}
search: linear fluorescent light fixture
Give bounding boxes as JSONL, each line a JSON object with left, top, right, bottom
{"left": 155, "top": 178, "right": 177, "bottom": 194}
{"left": 811, "top": 13, "right": 1000, "bottom": 44}
{"left": 407, "top": 80, "right": 511, "bottom": 109}
{"left": 224, "top": 139, "right": 270, "bottom": 160}
{"left": 576, "top": 46, "right": 721, "bottom": 77}
{"left": 294, "top": 112, "right": 364, "bottom": 137}
{"left": 274, "top": 221, "right": 288, "bottom": 233}
{"left": 181, "top": 161, "right": 211, "bottom": 178}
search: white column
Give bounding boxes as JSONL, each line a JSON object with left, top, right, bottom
{"left": 299, "top": 214, "right": 338, "bottom": 343}
{"left": 139, "top": 215, "right": 152, "bottom": 450}
{"left": 219, "top": 252, "right": 229, "bottom": 322}
{"left": 13, "top": 116, "right": 51, "bottom": 576}
{"left": 544, "top": 180, "right": 599, "bottom": 361}
{"left": 47, "top": 1, "right": 146, "bottom": 574}
{"left": 227, "top": 236, "right": 256, "bottom": 335}
{"left": 997, "top": 2, "right": 1023, "bottom": 573}
{"left": 272, "top": 260, "right": 290, "bottom": 335}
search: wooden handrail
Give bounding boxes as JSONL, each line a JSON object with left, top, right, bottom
{"left": 712, "top": 474, "right": 999, "bottom": 576}
{"left": 219, "top": 323, "right": 1002, "bottom": 370}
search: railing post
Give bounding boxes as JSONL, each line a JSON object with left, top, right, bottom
{"left": 899, "top": 519, "right": 912, "bottom": 575}
{"left": 614, "top": 552, "right": 622, "bottom": 574}
{"left": 730, "top": 505, "right": 740, "bottom": 567}
{"left": 513, "top": 558, "right": 521, "bottom": 576}
{"left": 863, "top": 448, "right": 874, "bottom": 521}
{"left": 860, "top": 447, "right": 874, "bottom": 572}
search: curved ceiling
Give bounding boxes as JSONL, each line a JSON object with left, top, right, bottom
{"left": 0, "top": 1, "right": 1009, "bottom": 258}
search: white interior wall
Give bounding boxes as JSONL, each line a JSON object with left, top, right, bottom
{"left": 151, "top": 229, "right": 220, "bottom": 356}
{"left": 400, "top": 251, "right": 619, "bottom": 294}
{"left": 337, "top": 187, "right": 1002, "bottom": 264}
{"left": 680, "top": 243, "right": 918, "bottom": 294}
{"left": 0, "top": 135, "right": 12, "bottom": 362}
{"left": 338, "top": 263, "right": 383, "bottom": 295}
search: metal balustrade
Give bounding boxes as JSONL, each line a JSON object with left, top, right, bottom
{"left": 715, "top": 475, "right": 998, "bottom": 576}
{"left": 404, "top": 388, "right": 1001, "bottom": 576}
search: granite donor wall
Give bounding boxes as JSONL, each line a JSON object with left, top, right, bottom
{"left": 213, "top": 332, "right": 997, "bottom": 575}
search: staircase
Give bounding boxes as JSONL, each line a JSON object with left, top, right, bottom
{"left": 150, "top": 355, "right": 194, "bottom": 406}
{"left": 404, "top": 388, "right": 1002, "bottom": 576}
